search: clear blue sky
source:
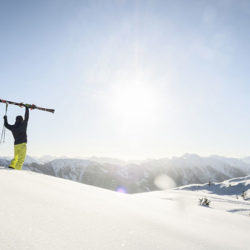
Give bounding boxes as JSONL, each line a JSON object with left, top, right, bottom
{"left": 1, "top": 0, "right": 250, "bottom": 159}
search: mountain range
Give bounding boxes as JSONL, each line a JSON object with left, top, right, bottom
{"left": 1, "top": 154, "right": 250, "bottom": 193}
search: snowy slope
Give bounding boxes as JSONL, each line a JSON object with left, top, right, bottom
{"left": 139, "top": 176, "right": 250, "bottom": 217}
{"left": 0, "top": 167, "right": 250, "bottom": 250}
{"left": 177, "top": 175, "right": 250, "bottom": 196}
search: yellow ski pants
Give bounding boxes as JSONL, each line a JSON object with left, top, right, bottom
{"left": 10, "top": 143, "right": 27, "bottom": 170}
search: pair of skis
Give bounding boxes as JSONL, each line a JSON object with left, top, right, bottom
{"left": 0, "top": 99, "right": 55, "bottom": 113}
{"left": 0, "top": 99, "right": 54, "bottom": 143}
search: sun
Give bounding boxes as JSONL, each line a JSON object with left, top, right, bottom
{"left": 106, "top": 81, "right": 163, "bottom": 134}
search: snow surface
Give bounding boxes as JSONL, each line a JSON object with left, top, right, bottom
{"left": 139, "top": 176, "right": 250, "bottom": 217}
{"left": 0, "top": 167, "right": 250, "bottom": 250}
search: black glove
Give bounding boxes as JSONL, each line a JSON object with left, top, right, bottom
{"left": 3, "top": 115, "right": 7, "bottom": 119}
{"left": 25, "top": 104, "right": 36, "bottom": 109}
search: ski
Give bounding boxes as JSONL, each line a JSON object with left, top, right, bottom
{"left": 0, "top": 99, "right": 55, "bottom": 113}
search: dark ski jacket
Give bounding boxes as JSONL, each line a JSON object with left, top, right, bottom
{"left": 4, "top": 107, "right": 29, "bottom": 145}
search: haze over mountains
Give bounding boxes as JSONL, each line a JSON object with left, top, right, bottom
{"left": 1, "top": 154, "right": 250, "bottom": 193}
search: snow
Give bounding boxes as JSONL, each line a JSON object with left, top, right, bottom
{"left": 138, "top": 175, "right": 250, "bottom": 217}
{"left": 177, "top": 175, "right": 250, "bottom": 196}
{"left": 0, "top": 167, "right": 250, "bottom": 250}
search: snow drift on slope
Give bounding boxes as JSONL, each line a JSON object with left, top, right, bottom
{"left": 0, "top": 167, "right": 249, "bottom": 250}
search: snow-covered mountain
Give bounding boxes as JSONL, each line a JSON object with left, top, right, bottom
{"left": 0, "top": 168, "right": 249, "bottom": 250}
{"left": 142, "top": 154, "right": 250, "bottom": 187}
{"left": 36, "top": 155, "right": 64, "bottom": 164}
{"left": 1, "top": 154, "right": 250, "bottom": 193}
{"left": 139, "top": 175, "right": 250, "bottom": 217}
{"left": 0, "top": 155, "right": 42, "bottom": 165}
{"left": 177, "top": 175, "right": 250, "bottom": 197}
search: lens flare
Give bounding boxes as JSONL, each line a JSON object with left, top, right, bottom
{"left": 116, "top": 186, "right": 128, "bottom": 194}
{"left": 154, "top": 175, "right": 176, "bottom": 190}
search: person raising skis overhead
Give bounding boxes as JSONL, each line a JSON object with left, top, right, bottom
{"left": 3, "top": 104, "right": 29, "bottom": 170}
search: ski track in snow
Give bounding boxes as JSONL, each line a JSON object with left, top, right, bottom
{"left": 0, "top": 168, "right": 250, "bottom": 250}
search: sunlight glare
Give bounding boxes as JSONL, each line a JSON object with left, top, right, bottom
{"left": 107, "top": 81, "right": 163, "bottom": 133}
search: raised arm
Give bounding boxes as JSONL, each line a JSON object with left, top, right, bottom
{"left": 4, "top": 116, "right": 12, "bottom": 130}
{"left": 24, "top": 106, "right": 29, "bottom": 122}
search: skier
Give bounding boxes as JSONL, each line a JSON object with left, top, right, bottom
{"left": 3, "top": 104, "right": 29, "bottom": 170}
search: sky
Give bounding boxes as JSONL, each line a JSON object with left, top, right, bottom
{"left": 1, "top": 0, "right": 250, "bottom": 160}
